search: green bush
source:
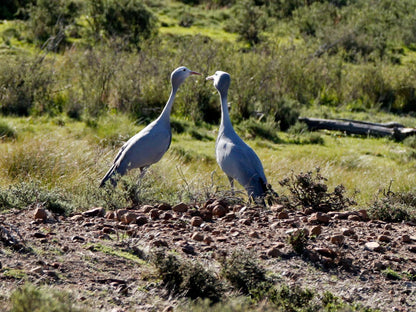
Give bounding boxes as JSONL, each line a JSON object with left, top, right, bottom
{"left": 151, "top": 249, "right": 223, "bottom": 302}
{"left": 368, "top": 186, "right": 416, "bottom": 223}
{"left": 220, "top": 250, "right": 270, "bottom": 295}
{"left": 10, "top": 283, "right": 86, "bottom": 312}
{"left": 0, "top": 55, "right": 56, "bottom": 116}
{"left": 26, "top": 0, "right": 80, "bottom": 49}
{"left": 0, "top": 120, "right": 17, "bottom": 140}
{"left": 85, "top": 0, "right": 157, "bottom": 49}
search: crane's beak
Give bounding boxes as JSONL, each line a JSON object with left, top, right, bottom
{"left": 190, "top": 71, "right": 201, "bottom": 75}
{"left": 206, "top": 75, "right": 214, "bottom": 81}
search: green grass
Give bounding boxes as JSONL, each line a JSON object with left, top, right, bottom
{"left": 2, "top": 113, "right": 416, "bottom": 209}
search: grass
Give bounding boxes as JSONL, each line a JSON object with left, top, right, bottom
{"left": 2, "top": 113, "right": 416, "bottom": 210}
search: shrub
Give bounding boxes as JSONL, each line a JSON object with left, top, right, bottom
{"left": 10, "top": 283, "right": 86, "bottom": 312}
{"left": 220, "top": 250, "right": 271, "bottom": 295}
{"left": 0, "top": 55, "right": 56, "bottom": 116}
{"left": 236, "top": 118, "right": 280, "bottom": 143}
{"left": 26, "top": 0, "right": 80, "bottom": 49}
{"left": 226, "top": 0, "right": 266, "bottom": 46}
{"left": 278, "top": 168, "right": 356, "bottom": 212}
{"left": 85, "top": 0, "right": 157, "bottom": 49}
{"left": 151, "top": 249, "right": 223, "bottom": 302}
{"left": 0, "top": 121, "right": 17, "bottom": 140}
{"left": 0, "top": 181, "right": 73, "bottom": 214}
{"left": 368, "top": 184, "right": 416, "bottom": 223}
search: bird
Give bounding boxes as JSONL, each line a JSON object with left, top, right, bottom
{"left": 206, "top": 70, "right": 271, "bottom": 203}
{"left": 100, "top": 66, "right": 200, "bottom": 188}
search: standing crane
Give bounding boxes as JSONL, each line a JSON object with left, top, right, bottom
{"left": 100, "top": 66, "right": 200, "bottom": 187}
{"left": 206, "top": 71, "right": 271, "bottom": 203}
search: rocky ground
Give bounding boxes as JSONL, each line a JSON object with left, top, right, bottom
{"left": 1, "top": 199, "right": 416, "bottom": 311}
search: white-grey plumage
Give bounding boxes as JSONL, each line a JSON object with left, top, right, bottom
{"left": 206, "top": 71, "right": 269, "bottom": 202}
{"left": 100, "top": 66, "right": 200, "bottom": 187}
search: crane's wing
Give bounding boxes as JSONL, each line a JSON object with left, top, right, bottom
{"left": 216, "top": 135, "right": 267, "bottom": 194}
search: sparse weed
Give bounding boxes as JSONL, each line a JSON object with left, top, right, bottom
{"left": 287, "top": 229, "right": 309, "bottom": 255}
{"left": 278, "top": 168, "right": 356, "bottom": 212}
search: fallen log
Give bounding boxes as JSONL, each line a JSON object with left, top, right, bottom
{"left": 299, "top": 117, "right": 416, "bottom": 140}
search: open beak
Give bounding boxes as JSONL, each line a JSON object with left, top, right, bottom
{"left": 190, "top": 71, "right": 201, "bottom": 75}
{"left": 206, "top": 75, "right": 214, "bottom": 81}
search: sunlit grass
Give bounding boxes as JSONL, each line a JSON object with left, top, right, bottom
{"left": 1, "top": 114, "right": 416, "bottom": 210}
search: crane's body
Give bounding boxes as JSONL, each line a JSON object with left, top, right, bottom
{"left": 207, "top": 71, "right": 268, "bottom": 201}
{"left": 100, "top": 66, "right": 200, "bottom": 187}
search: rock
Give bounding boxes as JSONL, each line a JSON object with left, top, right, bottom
{"left": 365, "top": 242, "right": 383, "bottom": 252}
{"left": 310, "top": 225, "right": 322, "bottom": 236}
{"left": 70, "top": 214, "right": 84, "bottom": 221}
{"left": 105, "top": 211, "right": 116, "bottom": 219}
{"left": 191, "top": 232, "right": 204, "bottom": 241}
{"left": 409, "top": 246, "right": 416, "bottom": 253}
{"left": 224, "top": 212, "right": 236, "bottom": 221}
{"left": 204, "top": 236, "right": 214, "bottom": 244}
{"left": 308, "top": 212, "right": 330, "bottom": 225}
{"left": 266, "top": 247, "right": 281, "bottom": 258}
{"left": 373, "top": 261, "right": 387, "bottom": 271}
{"left": 172, "top": 202, "right": 188, "bottom": 213}
{"left": 330, "top": 234, "right": 345, "bottom": 245}
{"left": 102, "top": 227, "right": 115, "bottom": 234}
{"left": 212, "top": 205, "right": 227, "bottom": 217}
{"left": 239, "top": 218, "right": 251, "bottom": 225}
{"left": 82, "top": 207, "right": 105, "bottom": 218}
{"left": 314, "top": 247, "right": 337, "bottom": 258}
{"left": 136, "top": 216, "right": 148, "bottom": 225}
{"left": 357, "top": 209, "right": 369, "bottom": 221}
{"left": 182, "top": 244, "right": 196, "bottom": 255}
{"left": 34, "top": 208, "right": 47, "bottom": 221}
{"left": 401, "top": 234, "right": 411, "bottom": 243}
{"left": 304, "top": 208, "right": 315, "bottom": 215}
{"left": 116, "top": 209, "right": 129, "bottom": 220}
{"left": 200, "top": 209, "right": 212, "bottom": 221}
{"left": 33, "top": 232, "right": 47, "bottom": 239}
{"left": 348, "top": 214, "right": 361, "bottom": 221}
{"left": 249, "top": 231, "right": 260, "bottom": 238}
{"left": 216, "top": 236, "right": 227, "bottom": 242}
{"left": 270, "top": 204, "right": 284, "bottom": 212}
{"left": 342, "top": 228, "right": 355, "bottom": 236}
{"left": 71, "top": 236, "right": 85, "bottom": 243}
{"left": 378, "top": 235, "right": 391, "bottom": 243}
{"left": 30, "top": 266, "right": 43, "bottom": 274}
{"left": 158, "top": 203, "right": 172, "bottom": 211}
{"left": 191, "top": 216, "right": 203, "bottom": 227}
{"left": 121, "top": 213, "right": 137, "bottom": 224}
{"left": 277, "top": 211, "right": 289, "bottom": 219}
{"left": 141, "top": 205, "right": 154, "bottom": 213}
{"left": 149, "top": 209, "right": 159, "bottom": 220}
{"left": 151, "top": 239, "right": 168, "bottom": 247}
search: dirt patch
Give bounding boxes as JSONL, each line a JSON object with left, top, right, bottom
{"left": 1, "top": 201, "right": 416, "bottom": 311}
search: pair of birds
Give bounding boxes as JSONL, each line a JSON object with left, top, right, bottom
{"left": 100, "top": 66, "right": 271, "bottom": 203}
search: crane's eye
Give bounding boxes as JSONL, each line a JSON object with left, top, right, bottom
{"left": 183, "top": 69, "right": 186, "bottom": 71}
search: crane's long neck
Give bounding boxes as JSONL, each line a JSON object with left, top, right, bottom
{"left": 219, "top": 90, "right": 233, "bottom": 134}
{"left": 158, "top": 86, "right": 178, "bottom": 125}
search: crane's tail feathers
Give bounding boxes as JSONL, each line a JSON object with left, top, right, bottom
{"left": 99, "top": 165, "right": 118, "bottom": 188}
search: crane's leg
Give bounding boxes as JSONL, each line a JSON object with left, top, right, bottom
{"left": 228, "top": 176, "right": 234, "bottom": 195}
{"left": 135, "top": 166, "right": 149, "bottom": 200}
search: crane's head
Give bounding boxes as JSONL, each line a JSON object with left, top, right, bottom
{"left": 206, "top": 71, "right": 230, "bottom": 95}
{"left": 171, "top": 66, "right": 200, "bottom": 88}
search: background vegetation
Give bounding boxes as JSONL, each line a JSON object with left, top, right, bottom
{"left": 1, "top": 1, "right": 416, "bottom": 308}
